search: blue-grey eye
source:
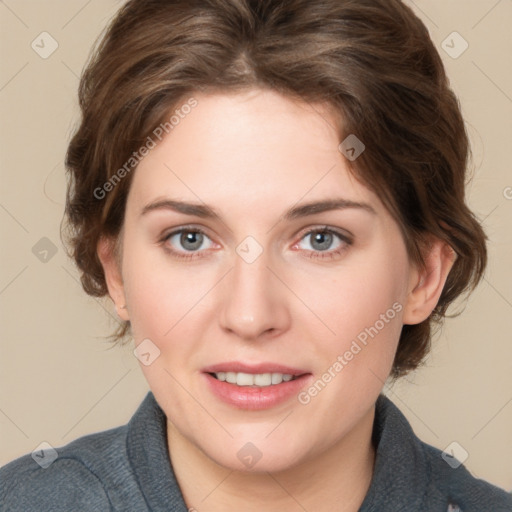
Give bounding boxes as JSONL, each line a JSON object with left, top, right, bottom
{"left": 166, "top": 230, "right": 212, "bottom": 252}
{"left": 181, "top": 231, "right": 204, "bottom": 251}
{"left": 310, "top": 231, "right": 334, "bottom": 251}
{"left": 298, "top": 230, "right": 345, "bottom": 252}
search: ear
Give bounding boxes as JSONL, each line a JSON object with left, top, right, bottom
{"left": 97, "top": 235, "right": 130, "bottom": 321}
{"left": 402, "top": 237, "right": 456, "bottom": 325}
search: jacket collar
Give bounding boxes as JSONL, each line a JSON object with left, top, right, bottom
{"left": 127, "top": 392, "right": 189, "bottom": 511}
{"left": 359, "top": 394, "right": 430, "bottom": 511}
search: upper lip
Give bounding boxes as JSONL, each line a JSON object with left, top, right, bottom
{"left": 202, "top": 362, "right": 309, "bottom": 376}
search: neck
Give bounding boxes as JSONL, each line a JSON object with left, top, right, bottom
{"left": 167, "top": 405, "right": 376, "bottom": 512}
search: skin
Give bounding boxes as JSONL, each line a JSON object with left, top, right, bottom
{"left": 98, "top": 88, "right": 455, "bottom": 511}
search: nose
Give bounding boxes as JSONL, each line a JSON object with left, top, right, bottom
{"left": 218, "top": 248, "right": 291, "bottom": 341}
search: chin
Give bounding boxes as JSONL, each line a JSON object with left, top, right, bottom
{"left": 197, "top": 435, "right": 310, "bottom": 474}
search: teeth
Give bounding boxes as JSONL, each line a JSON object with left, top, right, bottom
{"left": 213, "top": 372, "right": 296, "bottom": 387}
{"left": 254, "top": 373, "right": 271, "bottom": 386}
{"left": 236, "top": 372, "right": 255, "bottom": 386}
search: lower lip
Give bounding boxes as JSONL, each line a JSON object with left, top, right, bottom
{"left": 203, "top": 373, "right": 312, "bottom": 410}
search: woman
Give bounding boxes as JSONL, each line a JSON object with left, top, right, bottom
{"left": 1, "top": 0, "right": 511, "bottom": 510}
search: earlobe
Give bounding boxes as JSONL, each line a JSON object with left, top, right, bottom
{"left": 97, "top": 236, "right": 130, "bottom": 321}
{"left": 402, "top": 238, "right": 456, "bottom": 325}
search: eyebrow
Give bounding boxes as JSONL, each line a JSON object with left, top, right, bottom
{"left": 140, "top": 197, "right": 376, "bottom": 220}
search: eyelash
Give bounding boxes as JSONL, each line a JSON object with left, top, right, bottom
{"left": 160, "top": 225, "right": 353, "bottom": 261}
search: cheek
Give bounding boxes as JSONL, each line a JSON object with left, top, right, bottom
{"left": 304, "top": 242, "right": 408, "bottom": 372}
{"left": 122, "top": 240, "right": 211, "bottom": 340}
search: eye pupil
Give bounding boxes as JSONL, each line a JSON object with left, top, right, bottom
{"left": 311, "top": 231, "right": 333, "bottom": 251}
{"left": 181, "top": 231, "right": 203, "bottom": 251}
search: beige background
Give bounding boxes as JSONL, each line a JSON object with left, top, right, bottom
{"left": 1, "top": 0, "right": 511, "bottom": 492}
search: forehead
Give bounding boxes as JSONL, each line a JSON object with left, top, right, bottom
{"left": 128, "top": 88, "right": 379, "bottom": 215}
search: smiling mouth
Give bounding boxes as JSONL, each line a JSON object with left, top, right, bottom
{"left": 209, "top": 372, "right": 301, "bottom": 387}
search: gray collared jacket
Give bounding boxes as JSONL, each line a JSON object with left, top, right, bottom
{"left": 1, "top": 392, "right": 511, "bottom": 511}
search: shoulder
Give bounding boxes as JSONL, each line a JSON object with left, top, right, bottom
{"left": 420, "top": 440, "right": 512, "bottom": 512}
{"left": 371, "top": 395, "right": 512, "bottom": 512}
{"left": 0, "top": 425, "right": 129, "bottom": 512}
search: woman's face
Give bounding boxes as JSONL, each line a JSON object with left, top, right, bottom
{"left": 110, "top": 88, "right": 417, "bottom": 472}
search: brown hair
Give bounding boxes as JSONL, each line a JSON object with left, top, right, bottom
{"left": 63, "top": 0, "right": 487, "bottom": 378}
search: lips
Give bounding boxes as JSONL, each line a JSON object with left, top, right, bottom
{"left": 201, "top": 362, "right": 312, "bottom": 410}
{"left": 202, "top": 362, "right": 308, "bottom": 376}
